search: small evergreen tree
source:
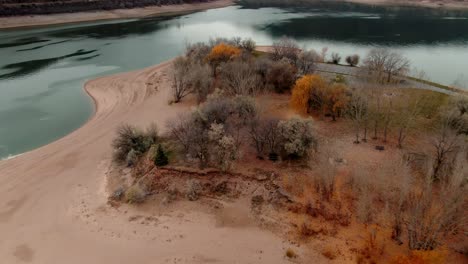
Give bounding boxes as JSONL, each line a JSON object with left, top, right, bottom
{"left": 154, "top": 145, "right": 169, "bottom": 167}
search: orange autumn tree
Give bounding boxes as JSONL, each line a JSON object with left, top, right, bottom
{"left": 206, "top": 43, "right": 241, "bottom": 75}
{"left": 290, "top": 75, "right": 328, "bottom": 114}
{"left": 326, "top": 83, "right": 349, "bottom": 121}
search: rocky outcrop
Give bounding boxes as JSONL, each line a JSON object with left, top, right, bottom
{"left": 0, "top": 0, "right": 211, "bottom": 16}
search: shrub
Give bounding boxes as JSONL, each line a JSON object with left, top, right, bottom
{"left": 345, "top": 54, "right": 360, "bottom": 66}
{"left": 266, "top": 59, "right": 297, "bottom": 93}
{"left": 219, "top": 60, "right": 261, "bottom": 95}
{"left": 290, "top": 75, "right": 327, "bottom": 114}
{"left": 241, "top": 38, "right": 256, "bottom": 52}
{"left": 185, "top": 42, "right": 211, "bottom": 64}
{"left": 278, "top": 118, "right": 317, "bottom": 159}
{"left": 189, "top": 63, "right": 213, "bottom": 103}
{"left": 333, "top": 74, "right": 346, "bottom": 84}
{"left": 325, "top": 83, "right": 350, "bottom": 121}
{"left": 208, "top": 123, "right": 238, "bottom": 171}
{"left": 206, "top": 43, "right": 241, "bottom": 74}
{"left": 249, "top": 117, "right": 281, "bottom": 159}
{"left": 154, "top": 144, "right": 169, "bottom": 167}
{"left": 272, "top": 36, "right": 300, "bottom": 64}
{"left": 125, "top": 184, "right": 147, "bottom": 204}
{"left": 126, "top": 148, "right": 139, "bottom": 167}
{"left": 186, "top": 179, "right": 202, "bottom": 201}
{"left": 297, "top": 50, "right": 319, "bottom": 75}
{"left": 331, "top": 52, "right": 341, "bottom": 64}
{"left": 112, "top": 124, "right": 158, "bottom": 165}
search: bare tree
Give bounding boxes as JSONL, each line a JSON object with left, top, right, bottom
{"left": 406, "top": 159, "right": 467, "bottom": 250}
{"left": 346, "top": 92, "right": 368, "bottom": 144}
{"left": 430, "top": 115, "right": 464, "bottom": 181}
{"left": 249, "top": 117, "right": 281, "bottom": 159}
{"left": 297, "top": 49, "right": 318, "bottom": 75}
{"left": 331, "top": 52, "right": 341, "bottom": 64}
{"left": 272, "top": 37, "right": 300, "bottom": 64}
{"left": 219, "top": 60, "right": 261, "bottom": 96}
{"left": 171, "top": 56, "right": 193, "bottom": 103}
{"left": 189, "top": 63, "right": 213, "bottom": 103}
{"left": 364, "top": 48, "right": 410, "bottom": 83}
{"left": 345, "top": 54, "right": 360, "bottom": 66}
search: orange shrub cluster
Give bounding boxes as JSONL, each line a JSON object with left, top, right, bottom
{"left": 290, "top": 75, "right": 349, "bottom": 120}
{"left": 206, "top": 43, "right": 241, "bottom": 67}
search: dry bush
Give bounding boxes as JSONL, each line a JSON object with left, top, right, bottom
{"left": 208, "top": 123, "right": 238, "bottom": 171}
{"left": 186, "top": 179, "right": 202, "bottom": 201}
{"left": 189, "top": 63, "right": 213, "bottom": 103}
{"left": 331, "top": 52, "right": 341, "bottom": 64}
{"left": 249, "top": 117, "right": 281, "bottom": 159}
{"left": 185, "top": 42, "right": 211, "bottom": 64}
{"left": 271, "top": 36, "right": 300, "bottom": 63}
{"left": 167, "top": 95, "right": 256, "bottom": 168}
{"left": 125, "top": 184, "right": 147, "bottom": 204}
{"left": 405, "top": 158, "right": 467, "bottom": 251}
{"left": 219, "top": 60, "right": 261, "bottom": 96}
{"left": 112, "top": 123, "right": 158, "bottom": 165}
{"left": 297, "top": 49, "right": 319, "bottom": 75}
{"left": 266, "top": 58, "right": 297, "bottom": 93}
{"left": 346, "top": 54, "right": 360, "bottom": 66}
{"left": 278, "top": 117, "right": 317, "bottom": 159}
{"left": 357, "top": 228, "right": 386, "bottom": 264}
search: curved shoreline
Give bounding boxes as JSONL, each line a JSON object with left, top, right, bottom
{"left": 0, "top": 59, "right": 295, "bottom": 264}
{"left": 0, "top": 0, "right": 234, "bottom": 30}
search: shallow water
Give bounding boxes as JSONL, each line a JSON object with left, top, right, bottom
{"left": 0, "top": 3, "right": 467, "bottom": 159}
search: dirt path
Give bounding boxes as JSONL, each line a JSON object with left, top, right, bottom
{"left": 0, "top": 0, "right": 234, "bottom": 30}
{"left": 0, "top": 61, "right": 297, "bottom": 264}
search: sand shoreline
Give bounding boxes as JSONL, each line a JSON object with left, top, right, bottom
{"left": 0, "top": 58, "right": 300, "bottom": 263}
{"left": 0, "top": 0, "right": 234, "bottom": 30}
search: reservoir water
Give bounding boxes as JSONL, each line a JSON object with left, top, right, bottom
{"left": 1, "top": 3, "right": 468, "bottom": 159}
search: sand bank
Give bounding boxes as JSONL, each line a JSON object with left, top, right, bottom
{"left": 0, "top": 0, "right": 234, "bottom": 30}
{"left": 0, "top": 61, "right": 298, "bottom": 263}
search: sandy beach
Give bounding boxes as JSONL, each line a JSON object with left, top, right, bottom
{"left": 0, "top": 0, "right": 234, "bottom": 30}
{"left": 0, "top": 61, "right": 301, "bottom": 263}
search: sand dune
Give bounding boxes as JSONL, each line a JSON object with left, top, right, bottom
{"left": 0, "top": 61, "right": 296, "bottom": 263}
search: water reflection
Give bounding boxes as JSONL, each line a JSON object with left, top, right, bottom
{"left": 262, "top": 15, "right": 468, "bottom": 45}
{"left": 0, "top": 36, "right": 49, "bottom": 48}
{"left": 16, "top": 39, "right": 72, "bottom": 52}
{"left": 0, "top": 49, "right": 97, "bottom": 80}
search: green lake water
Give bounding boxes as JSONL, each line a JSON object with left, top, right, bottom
{"left": 1, "top": 3, "right": 467, "bottom": 159}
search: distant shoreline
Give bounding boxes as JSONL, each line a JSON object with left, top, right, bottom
{"left": 343, "top": 0, "right": 468, "bottom": 10}
{"left": 0, "top": 0, "right": 234, "bottom": 30}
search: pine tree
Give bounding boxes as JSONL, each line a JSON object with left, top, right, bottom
{"left": 154, "top": 145, "right": 168, "bottom": 167}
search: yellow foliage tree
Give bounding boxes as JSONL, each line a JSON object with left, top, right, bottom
{"left": 290, "top": 75, "right": 328, "bottom": 115}
{"left": 326, "top": 83, "right": 349, "bottom": 121}
{"left": 206, "top": 43, "right": 241, "bottom": 74}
